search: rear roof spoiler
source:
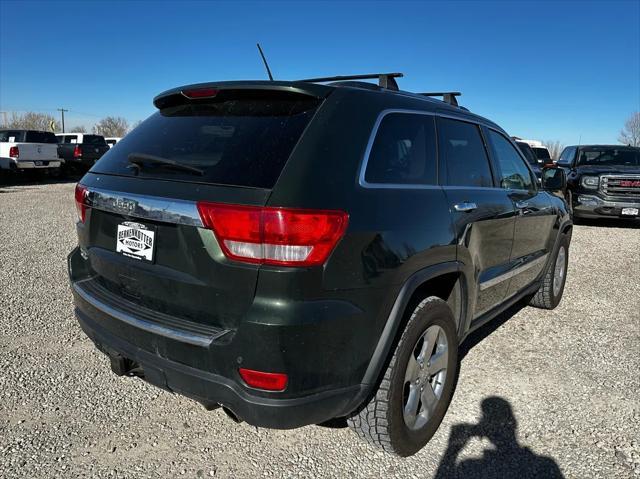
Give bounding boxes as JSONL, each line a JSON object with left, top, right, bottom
{"left": 153, "top": 77, "right": 467, "bottom": 110}
{"left": 153, "top": 81, "right": 333, "bottom": 109}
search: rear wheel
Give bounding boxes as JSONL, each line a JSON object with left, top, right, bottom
{"left": 347, "top": 297, "right": 458, "bottom": 457}
{"left": 529, "top": 234, "right": 569, "bottom": 309}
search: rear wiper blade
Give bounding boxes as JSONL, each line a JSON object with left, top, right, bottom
{"left": 127, "top": 153, "right": 204, "bottom": 176}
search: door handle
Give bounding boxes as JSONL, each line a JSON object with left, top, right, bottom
{"left": 454, "top": 202, "right": 478, "bottom": 212}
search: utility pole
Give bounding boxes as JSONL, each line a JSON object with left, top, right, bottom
{"left": 57, "top": 108, "right": 68, "bottom": 133}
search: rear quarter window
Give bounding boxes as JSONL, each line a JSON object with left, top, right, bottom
{"left": 92, "top": 94, "right": 321, "bottom": 189}
{"left": 364, "top": 112, "right": 437, "bottom": 185}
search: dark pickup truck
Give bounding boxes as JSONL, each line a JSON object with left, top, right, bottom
{"left": 557, "top": 144, "right": 640, "bottom": 220}
{"left": 57, "top": 133, "right": 110, "bottom": 172}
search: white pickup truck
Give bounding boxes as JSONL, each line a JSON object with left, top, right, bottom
{"left": 0, "top": 129, "right": 62, "bottom": 172}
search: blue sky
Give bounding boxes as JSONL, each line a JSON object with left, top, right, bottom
{"left": 1, "top": 0, "right": 638, "bottom": 144}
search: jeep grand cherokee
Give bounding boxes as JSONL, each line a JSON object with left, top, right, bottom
{"left": 68, "top": 74, "right": 572, "bottom": 456}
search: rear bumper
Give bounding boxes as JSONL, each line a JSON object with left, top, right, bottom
{"left": 0, "top": 158, "right": 61, "bottom": 169}
{"left": 574, "top": 194, "right": 640, "bottom": 219}
{"left": 17, "top": 160, "right": 61, "bottom": 169}
{"left": 76, "top": 306, "right": 361, "bottom": 429}
{"left": 63, "top": 157, "right": 96, "bottom": 168}
{"left": 68, "top": 247, "right": 371, "bottom": 429}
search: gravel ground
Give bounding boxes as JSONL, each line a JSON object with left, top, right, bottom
{"left": 1, "top": 180, "right": 638, "bottom": 479}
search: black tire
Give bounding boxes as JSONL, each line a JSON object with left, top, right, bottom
{"left": 529, "top": 234, "right": 570, "bottom": 309}
{"left": 347, "top": 297, "right": 459, "bottom": 457}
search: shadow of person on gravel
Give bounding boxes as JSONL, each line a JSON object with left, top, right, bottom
{"left": 458, "top": 302, "right": 528, "bottom": 361}
{"left": 434, "top": 397, "right": 564, "bottom": 479}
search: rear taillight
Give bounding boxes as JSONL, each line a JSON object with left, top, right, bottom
{"left": 73, "top": 145, "right": 82, "bottom": 158}
{"left": 238, "top": 368, "right": 288, "bottom": 391}
{"left": 182, "top": 87, "right": 219, "bottom": 99}
{"left": 75, "top": 184, "right": 88, "bottom": 223}
{"left": 9, "top": 146, "right": 19, "bottom": 158}
{"left": 197, "top": 203, "right": 349, "bottom": 267}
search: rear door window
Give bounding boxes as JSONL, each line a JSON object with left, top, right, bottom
{"left": 92, "top": 93, "right": 321, "bottom": 189}
{"left": 437, "top": 117, "right": 493, "bottom": 187}
{"left": 364, "top": 113, "right": 437, "bottom": 185}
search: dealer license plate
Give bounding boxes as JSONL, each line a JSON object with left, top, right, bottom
{"left": 116, "top": 221, "right": 156, "bottom": 262}
{"left": 621, "top": 207, "right": 639, "bottom": 216}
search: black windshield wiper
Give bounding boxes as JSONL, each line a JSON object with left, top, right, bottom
{"left": 127, "top": 153, "right": 205, "bottom": 176}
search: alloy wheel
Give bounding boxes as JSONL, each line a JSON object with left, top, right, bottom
{"left": 403, "top": 325, "right": 449, "bottom": 430}
{"left": 553, "top": 246, "right": 567, "bottom": 297}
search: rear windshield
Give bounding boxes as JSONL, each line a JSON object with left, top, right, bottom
{"left": 533, "top": 147, "right": 551, "bottom": 160}
{"left": 92, "top": 94, "right": 320, "bottom": 188}
{"left": 0, "top": 130, "right": 24, "bottom": 142}
{"left": 25, "top": 131, "right": 58, "bottom": 143}
{"left": 516, "top": 142, "right": 539, "bottom": 165}
{"left": 577, "top": 147, "right": 639, "bottom": 166}
{"left": 83, "top": 135, "right": 107, "bottom": 145}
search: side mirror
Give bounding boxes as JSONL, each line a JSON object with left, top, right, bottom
{"left": 542, "top": 166, "right": 566, "bottom": 191}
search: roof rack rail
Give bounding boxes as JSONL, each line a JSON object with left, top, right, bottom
{"left": 299, "top": 72, "right": 404, "bottom": 91}
{"left": 419, "top": 91, "right": 462, "bottom": 107}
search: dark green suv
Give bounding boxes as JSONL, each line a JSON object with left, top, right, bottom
{"left": 68, "top": 74, "right": 572, "bottom": 456}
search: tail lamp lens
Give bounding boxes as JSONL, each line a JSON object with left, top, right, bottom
{"left": 73, "top": 145, "right": 82, "bottom": 158}
{"left": 197, "top": 202, "right": 348, "bottom": 267}
{"left": 9, "top": 146, "right": 19, "bottom": 158}
{"left": 238, "top": 368, "right": 288, "bottom": 391}
{"left": 75, "top": 184, "right": 88, "bottom": 223}
{"left": 182, "top": 88, "right": 219, "bottom": 99}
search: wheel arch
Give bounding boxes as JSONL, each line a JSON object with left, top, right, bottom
{"left": 348, "top": 262, "right": 467, "bottom": 415}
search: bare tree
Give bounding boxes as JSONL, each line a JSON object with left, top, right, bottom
{"left": 542, "top": 140, "right": 565, "bottom": 160}
{"left": 69, "top": 125, "right": 87, "bottom": 133}
{"left": 93, "top": 116, "right": 129, "bottom": 137}
{"left": 130, "top": 120, "right": 143, "bottom": 131}
{"left": 5, "top": 112, "right": 59, "bottom": 131}
{"left": 618, "top": 111, "right": 640, "bottom": 147}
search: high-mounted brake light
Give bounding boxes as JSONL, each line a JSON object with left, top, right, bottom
{"left": 197, "top": 203, "right": 349, "bottom": 267}
{"left": 238, "top": 368, "right": 288, "bottom": 391}
{"left": 75, "top": 184, "right": 89, "bottom": 223}
{"left": 182, "top": 88, "right": 219, "bottom": 99}
{"left": 73, "top": 145, "right": 82, "bottom": 158}
{"left": 9, "top": 146, "right": 19, "bottom": 158}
